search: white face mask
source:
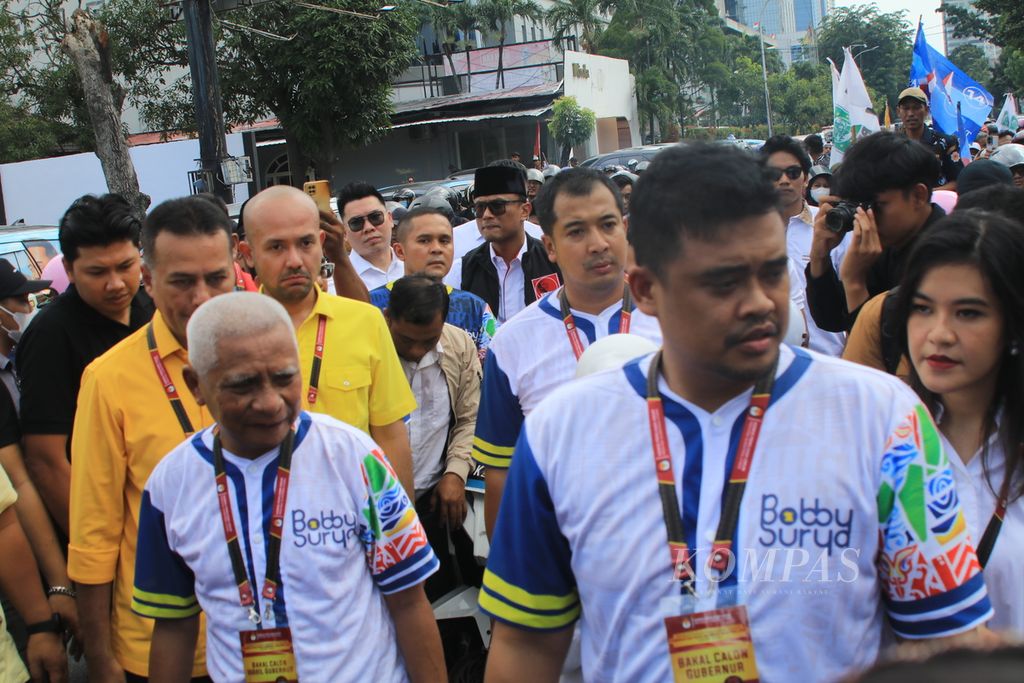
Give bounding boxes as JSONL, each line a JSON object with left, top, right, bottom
{"left": 0, "top": 303, "right": 38, "bottom": 343}
{"left": 809, "top": 186, "right": 831, "bottom": 204}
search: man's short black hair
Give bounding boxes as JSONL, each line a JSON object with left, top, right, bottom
{"left": 760, "top": 134, "right": 812, "bottom": 175}
{"left": 832, "top": 132, "right": 940, "bottom": 203}
{"left": 955, "top": 184, "right": 1024, "bottom": 219}
{"left": 533, "top": 168, "right": 624, "bottom": 236}
{"left": 395, "top": 206, "right": 452, "bottom": 243}
{"left": 804, "top": 134, "right": 824, "bottom": 156}
{"left": 387, "top": 274, "right": 450, "bottom": 325}
{"left": 59, "top": 194, "right": 142, "bottom": 264}
{"left": 629, "top": 143, "right": 780, "bottom": 279}
{"left": 336, "top": 181, "right": 385, "bottom": 217}
{"left": 142, "top": 196, "right": 233, "bottom": 267}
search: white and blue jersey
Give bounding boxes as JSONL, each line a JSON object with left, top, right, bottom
{"left": 132, "top": 411, "right": 438, "bottom": 683}
{"left": 481, "top": 347, "right": 992, "bottom": 682}
{"left": 472, "top": 287, "right": 662, "bottom": 469}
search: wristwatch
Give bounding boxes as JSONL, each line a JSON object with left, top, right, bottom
{"left": 25, "top": 613, "right": 63, "bottom": 636}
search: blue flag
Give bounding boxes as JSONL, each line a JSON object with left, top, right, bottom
{"left": 908, "top": 22, "right": 993, "bottom": 148}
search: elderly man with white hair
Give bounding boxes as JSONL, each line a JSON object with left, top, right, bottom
{"left": 131, "top": 292, "right": 446, "bottom": 683}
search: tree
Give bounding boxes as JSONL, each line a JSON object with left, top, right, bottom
{"left": 452, "top": 4, "right": 483, "bottom": 92}
{"left": 948, "top": 44, "right": 992, "bottom": 88}
{"left": 548, "top": 96, "right": 595, "bottom": 164}
{"left": 546, "top": 0, "right": 605, "bottom": 53}
{"left": 990, "top": 47, "right": 1024, "bottom": 96}
{"left": 817, "top": 5, "right": 913, "bottom": 112}
{"left": 475, "top": 0, "right": 543, "bottom": 89}
{"left": 941, "top": 1, "right": 1024, "bottom": 56}
{"left": 419, "top": 4, "right": 463, "bottom": 93}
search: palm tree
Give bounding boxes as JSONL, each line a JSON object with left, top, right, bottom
{"left": 545, "top": 0, "right": 606, "bottom": 53}
{"left": 452, "top": 4, "right": 483, "bottom": 92}
{"left": 475, "top": 0, "right": 544, "bottom": 89}
{"left": 424, "top": 5, "right": 463, "bottom": 93}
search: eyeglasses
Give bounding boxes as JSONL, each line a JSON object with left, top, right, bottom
{"left": 473, "top": 199, "right": 524, "bottom": 217}
{"left": 346, "top": 210, "right": 386, "bottom": 232}
{"left": 767, "top": 165, "right": 804, "bottom": 182}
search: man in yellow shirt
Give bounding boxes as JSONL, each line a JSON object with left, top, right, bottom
{"left": 240, "top": 186, "right": 417, "bottom": 496}
{"left": 69, "top": 196, "right": 236, "bottom": 682}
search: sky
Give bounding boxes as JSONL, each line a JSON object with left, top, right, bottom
{"left": 838, "top": 0, "right": 947, "bottom": 53}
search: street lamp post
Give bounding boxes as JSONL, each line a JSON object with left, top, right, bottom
{"left": 757, "top": 0, "right": 773, "bottom": 137}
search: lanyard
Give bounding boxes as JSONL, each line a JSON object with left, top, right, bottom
{"left": 646, "top": 351, "right": 776, "bottom": 592}
{"left": 146, "top": 323, "right": 194, "bottom": 436}
{"left": 976, "top": 469, "right": 1013, "bottom": 568}
{"left": 213, "top": 430, "right": 296, "bottom": 624}
{"left": 306, "top": 314, "right": 328, "bottom": 406}
{"left": 558, "top": 284, "right": 633, "bottom": 361}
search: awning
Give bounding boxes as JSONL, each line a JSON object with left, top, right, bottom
{"left": 391, "top": 106, "right": 552, "bottom": 129}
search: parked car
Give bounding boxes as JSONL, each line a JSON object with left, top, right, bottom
{"left": 0, "top": 225, "right": 60, "bottom": 279}
{"left": 579, "top": 144, "right": 674, "bottom": 170}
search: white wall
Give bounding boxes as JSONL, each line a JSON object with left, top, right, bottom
{"left": 562, "top": 50, "right": 641, "bottom": 153}
{"left": 0, "top": 134, "right": 249, "bottom": 225}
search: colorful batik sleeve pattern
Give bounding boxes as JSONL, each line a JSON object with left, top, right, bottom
{"left": 471, "top": 350, "right": 523, "bottom": 469}
{"left": 480, "top": 428, "right": 580, "bottom": 631}
{"left": 360, "top": 448, "right": 438, "bottom": 595}
{"left": 477, "top": 303, "right": 498, "bottom": 355}
{"left": 876, "top": 404, "right": 993, "bottom": 638}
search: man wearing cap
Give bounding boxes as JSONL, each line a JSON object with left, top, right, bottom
{"left": 897, "top": 86, "right": 963, "bottom": 190}
{"left": 459, "top": 163, "right": 561, "bottom": 323}
{"left": 0, "top": 261, "right": 50, "bottom": 404}
{"left": 452, "top": 160, "right": 544, "bottom": 260}
{"left": 526, "top": 168, "right": 544, "bottom": 221}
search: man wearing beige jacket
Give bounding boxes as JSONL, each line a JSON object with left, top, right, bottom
{"left": 385, "top": 274, "right": 481, "bottom": 600}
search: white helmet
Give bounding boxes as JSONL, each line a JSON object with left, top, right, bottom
{"left": 575, "top": 334, "right": 660, "bottom": 378}
{"left": 991, "top": 143, "right": 1024, "bottom": 170}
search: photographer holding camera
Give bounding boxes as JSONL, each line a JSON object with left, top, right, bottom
{"left": 805, "top": 132, "right": 944, "bottom": 332}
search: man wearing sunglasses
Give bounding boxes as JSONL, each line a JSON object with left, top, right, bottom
{"left": 760, "top": 135, "right": 846, "bottom": 356}
{"left": 336, "top": 182, "right": 405, "bottom": 290}
{"left": 459, "top": 164, "right": 561, "bottom": 323}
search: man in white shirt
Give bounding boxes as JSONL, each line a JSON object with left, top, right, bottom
{"left": 473, "top": 167, "right": 662, "bottom": 536}
{"left": 132, "top": 292, "right": 445, "bottom": 683}
{"left": 481, "top": 143, "right": 993, "bottom": 683}
{"left": 459, "top": 162, "right": 561, "bottom": 323}
{"left": 760, "top": 135, "right": 846, "bottom": 356}
{"left": 385, "top": 275, "right": 481, "bottom": 600}
{"left": 336, "top": 182, "right": 405, "bottom": 290}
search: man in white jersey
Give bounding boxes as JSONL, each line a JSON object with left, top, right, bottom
{"left": 131, "top": 292, "right": 445, "bottom": 683}
{"left": 481, "top": 144, "right": 993, "bottom": 683}
{"left": 472, "top": 167, "right": 662, "bottom": 536}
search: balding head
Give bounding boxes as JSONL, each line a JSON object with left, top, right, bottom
{"left": 183, "top": 292, "right": 302, "bottom": 458}
{"left": 238, "top": 185, "right": 325, "bottom": 306}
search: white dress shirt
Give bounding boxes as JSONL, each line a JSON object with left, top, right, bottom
{"left": 452, "top": 219, "right": 543, "bottom": 259}
{"left": 349, "top": 246, "right": 405, "bottom": 291}
{"left": 490, "top": 239, "right": 529, "bottom": 323}
{"left": 401, "top": 345, "right": 451, "bottom": 499}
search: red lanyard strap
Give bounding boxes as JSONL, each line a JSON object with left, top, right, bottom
{"left": 146, "top": 323, "right": 195, "bottom": 436}
{"left": 213, "top": 430, "right": 296, "bottom": 623}
{"left": 976, "top": 467, "right": 1013, "bottom": 568}
{"left": 646, "top": 351, "right": 776, "bottom": 591}
{"left": 306, "top": 314, "right": 327, "bottom": 406}
{"left": 558, "top": 284, "right": 633, "bottom": 361}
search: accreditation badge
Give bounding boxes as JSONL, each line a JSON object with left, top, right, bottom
{"left": 663, "top": 604, "right": 759, "bottom": 682}
{"left": 239, "top": 627, "right": 299, "bottom": 682}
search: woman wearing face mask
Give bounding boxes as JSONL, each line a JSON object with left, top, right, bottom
{"left": 895, "top": 209, "right": 1024, "bottom": 633}
{"left": 805, "top": 165, "right": 832, "bottom": 207}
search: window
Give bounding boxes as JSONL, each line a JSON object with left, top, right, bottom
{"left": 265, "top": 153, "right": 292, "bottom": 187}
{"left": 531, "top": 25, "right": 536, "bottom": 41}
{"left": 522, "top": 24, "right": 527, "bottom": 42}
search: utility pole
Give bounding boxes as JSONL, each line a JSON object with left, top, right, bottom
{"left": 183, "top": 0, "right": 232, "bottom": 203}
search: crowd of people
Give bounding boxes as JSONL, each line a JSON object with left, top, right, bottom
{"left": 0, "top": 87, "right": 1024, "bottom": 683}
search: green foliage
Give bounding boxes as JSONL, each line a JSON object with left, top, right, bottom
{"left": 940, "top": 0, "right": 1024, "bottom": 56}
{"left": 990, "top": 47, "right": 1024, "bottom": 96}
{"left": 0, "top": 100, "right": 80, "bottom": 163}
{"left": 548, "top": 96, "right": 595, "bottom": 163}
{"left": 546, "top": 0, "right": 606, "bottom": 53}
{"left": 948, "top": 44, "right": 992, "bottom": 89}
{"left": 817, "top": 5, "right": 913, "bottom": 112}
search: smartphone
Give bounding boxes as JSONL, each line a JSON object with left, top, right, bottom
{"left": 303, "top": 180, "right": 332, "bottom": 214}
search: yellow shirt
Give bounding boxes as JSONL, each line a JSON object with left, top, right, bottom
{"left": 68, "top": 310, "right": 210, "bottom": 677}
{"left": 296, "top": 287, "right": 416, "bottom": 430}
{"left": 0, "top": 467, "right": 29, "bottom": 683}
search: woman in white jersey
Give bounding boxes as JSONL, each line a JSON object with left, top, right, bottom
{"left": 896, "top": 208, "right": 1024, "bottom": 633}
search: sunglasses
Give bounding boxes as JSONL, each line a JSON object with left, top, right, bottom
{"left": 473, "top": 199, "right": 524, "bottom": 217}
{"left": 346, "top": 210, "right": 386, "bottom": 232}
{"left": 767, "top": 165, "right": 804, "bottom": 181}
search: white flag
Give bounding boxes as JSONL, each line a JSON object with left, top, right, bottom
{"left": 831, "top": 48, "right": 880, "bottom": 169}
{"left": 996, "top": 93, "right": 1018, "bottom": 132}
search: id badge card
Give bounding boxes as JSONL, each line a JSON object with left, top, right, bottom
{"left": 240, "top": 627, "right": 299, "bottom": 683}
{"left": 661, "top": 590, "right": 759, "bottom": 682}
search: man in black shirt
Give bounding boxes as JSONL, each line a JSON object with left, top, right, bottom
{"left": 805, "top": 132, "right": 943, "bottom": 333}
{"left": 897, "top": 86, "right": 963, "bottom": 190}
{"left": 17, "top": 194, "right": 152, "bottom": 535}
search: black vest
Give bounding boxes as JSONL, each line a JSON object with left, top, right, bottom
{"left": 461, "top": 234, "right": 562, "bottom": 316}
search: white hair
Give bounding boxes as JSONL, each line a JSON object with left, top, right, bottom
{"left": 186, "top": 291, "right": 296, "bottom": 376}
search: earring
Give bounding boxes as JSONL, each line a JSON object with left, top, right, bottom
{"left": 1012, "top": 341, "right": 1020, "bottom": 357}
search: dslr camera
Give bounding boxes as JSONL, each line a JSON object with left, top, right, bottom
{"left": 825, "top": 201, "right": 870, "bottom": 234}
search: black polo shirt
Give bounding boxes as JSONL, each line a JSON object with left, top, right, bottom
{"left": 0, "top": 382, "right": 18, "bottom": 448}
{"left": 16, "top": 285, "right": 153, "bottom": 439}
